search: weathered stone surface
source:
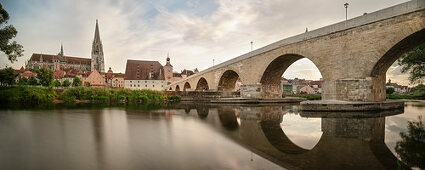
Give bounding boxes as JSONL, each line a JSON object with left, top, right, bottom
{"left": 167, "top": 0, "right": 425, "bottom": 102}
{"left": 300, "top": 100, "right": 405, "bottom": 111}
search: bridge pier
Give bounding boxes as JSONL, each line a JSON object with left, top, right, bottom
{"left": 322, "top": 76, "right": 385, "bottom": 102}
{"left": 240, "top": 84, "right": 282, "bottom": 99}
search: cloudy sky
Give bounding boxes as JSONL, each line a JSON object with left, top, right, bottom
{"left": 0, "top": 0, "right": 412, "bottom": 85}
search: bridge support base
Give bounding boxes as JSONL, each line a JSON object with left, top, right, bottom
{"left": 300, "top": 100, "right": 404, "bottom": 112}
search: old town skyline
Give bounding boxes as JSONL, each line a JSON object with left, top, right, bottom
{"left": 1, "top": 0, "right": 412, "bottom": 86}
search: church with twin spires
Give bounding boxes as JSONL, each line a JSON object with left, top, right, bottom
{"left": 26, "top": 20, "right": 105, "bottom": 73}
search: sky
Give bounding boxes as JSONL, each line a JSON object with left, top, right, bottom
{"left": 0, "top": 0, "right": 412, "bottom": 86}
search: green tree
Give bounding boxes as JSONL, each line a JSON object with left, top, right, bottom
{"left": 28, "top": 76, "right": 38, "bottom": 86}
{"left": 62, "top": 79, "right": 71, "bottom": 87}
{"left": 0, "top": 67, "right": 17, "bottom": 86}
{"left": 85, "top": 82, "right": 91, "bottom": 87}
{"left": 395, "top": 116, "right": 425, "bottom": 169}
{"left": 398, "top": 43, "right": 425, "bottom": 84}
{"left": 72, "top": 77, "right": 82, "bottom": 86}
{"left": 0, "top": 3, "right": 24, "bottom": 63}
{"left": 18, "top": 77, "right": 28, "bottom": 86}
{"left": 36, "top": 67, "right": 53, "bottom": 87}
{"left": 53, "top": 79, "right": 61, "bottom": 87}
{"left": 386, "top": 87, "right": 395, "bottom": 95}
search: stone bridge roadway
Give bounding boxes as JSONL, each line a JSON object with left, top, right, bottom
{"left": 174, "top": 103, "right": 408, "bottom": 169}
{"left": 166, "top": 0, "right": 425, "bottom": 102}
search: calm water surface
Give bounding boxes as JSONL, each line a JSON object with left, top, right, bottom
{"left": 0, "top": 101, "right": 424, "bottom": 170}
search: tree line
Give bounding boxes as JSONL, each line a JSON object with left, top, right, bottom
{"left": 0, "top": 67, "right": 87, "bottom": 87}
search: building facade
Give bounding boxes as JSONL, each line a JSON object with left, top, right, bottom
{"left": 124, "top": 60, "right": 165, "bottom": 90}
{"left": 82, "top": 70, "right": 106, "bottom": 87}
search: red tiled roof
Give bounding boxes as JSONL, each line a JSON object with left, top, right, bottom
{"left": 124, "top": 60, "right": 164, "bottom": 80}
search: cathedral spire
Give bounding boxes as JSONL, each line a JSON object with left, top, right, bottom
{"left": 91, "top": 19, "right": 105, "bottom": 72}
{"left": 93, "top": 19, "right": 101, "bottom": 44}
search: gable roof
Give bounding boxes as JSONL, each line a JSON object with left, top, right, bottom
{"left": 29, "top": 53, "right": 91, "bottom": 65}
{"left": 124, "top": 60, "right": 164, "bottom": 80}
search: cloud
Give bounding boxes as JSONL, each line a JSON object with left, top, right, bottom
{"left": 0, "top": 0, "right": 410, "bottom": 82}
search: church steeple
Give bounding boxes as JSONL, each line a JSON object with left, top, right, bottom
{"left": 60, "top": 43, "right": 64, "bottom": 56}
{"left": 93, "top": 19, "right": 101, "bottom": 44}
{"left": 91, "top": 19, "right": 105, "bottom": 72}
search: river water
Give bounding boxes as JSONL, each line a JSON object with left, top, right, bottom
{"left": 0, "top": 101, "right": 423, "bottom": 170}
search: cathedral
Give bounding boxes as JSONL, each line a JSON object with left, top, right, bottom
{"left": 26, "top": 20, "right": 105, "bottom": 72}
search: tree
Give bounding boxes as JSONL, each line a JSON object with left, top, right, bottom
{"left": 72, "top": 77, "right": 82, "bottom": 86}
{"left": 0, "top": 3, "right": 24, "bottom": 63}
{"left": 395, "top": 116, "right": 425, "bottom": 169}
{"left": 386, "top": 87, "right": 395, "bottom": 95}
{"left": 18, "top": 77, "right": 28, "bottom": 86}
{"left": 85, "top": 82, "right": 91, "bottom": 87}
{"left": 28, "top": 76, "right": 38, "bottom": 86}
{"left": 36, "top": 67, "right": 53, "bottom": 87}
{"left": 53, "top": 79, "right": 61, "bottom": 87}
{"left": 62, "top": 79, "right": 71, "bottom": 87}
{"left": 398, "top": 43, "right": 425, "bottom": 84}
{"left": 0, "top": 67, "right": 17, "bottom": 86}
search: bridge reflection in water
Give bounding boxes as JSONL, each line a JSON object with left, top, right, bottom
{"left": 177, "top": 103, "right": 409, "bottom": 170}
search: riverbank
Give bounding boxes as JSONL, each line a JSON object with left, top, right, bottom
{"left": 0, "top": 86, "right": 179, "bottom": 104}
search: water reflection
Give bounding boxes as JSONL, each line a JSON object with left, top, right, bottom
{"left": 179, "top": 103, "right": 410, "bottom": 169}
{"left": 0, "top": 102, "right": 423, "bottom": 169}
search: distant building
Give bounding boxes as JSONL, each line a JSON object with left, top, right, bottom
{"left": 25, "top": 20, "right": 104, "bottom": 72}
{"left": 299, "top": 85, "right": 315, "bottom": 94}
{"left": 386, "top": 79, "right": 410, "bottom": 94}
{"left": 103, "top": 67, "right": 125, "bottom": 88}
{"left": 26, "top": 52, "right": 91, "bottom": 71}
{"left": 124, "top": 60, "right": 165, "bottom": 90}
{"left": 82, "top": 70, "right": 106, "bottom": 87}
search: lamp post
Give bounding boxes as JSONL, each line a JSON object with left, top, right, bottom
{"left": 344, "top": 3, "right": 349, "bottom": 20}
{"left": 250, "top": 41, "right": 253, "bottom": 51}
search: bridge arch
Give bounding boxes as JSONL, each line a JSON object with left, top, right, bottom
{"left": 218, "top": 70, "right": 240, "bottom": 92}
{"left": 259, "top": 54, "right": 323, "bottom": 98}
{"left": 175, "top": 85, "right": 180, "bottom": 91}
{"left": 195, "top": 77, "right": 209, "bottom": 91}
{"left": 370, "top": 28, "right": 425, "bottom": 100}
{"left": 183, "top": 82, "right": 191, "bottom": 91}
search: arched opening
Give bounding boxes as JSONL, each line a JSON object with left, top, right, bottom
{"left": 195, "top": 77, "right": 209, "bottom": 91}
{"left": 370, "top": 28, "right": 425, "bottom": 101}
{"left": 175, "top": 85, "right": 180, "bottom": 91}
{"left": 169, "top": 87, "right": 172, "bottom": 91}
{"left": 183, "top": 82, "right": 191, "bottom": 91}
{"left": 260, "top": 54, "right": 323, "bottom": 98}
{"left": 218, "top": 70, "right": 240, "bottom": 92}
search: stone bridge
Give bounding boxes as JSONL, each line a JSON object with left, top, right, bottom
{"left": 166, "top": 0, "right": 425, "bottom": 102}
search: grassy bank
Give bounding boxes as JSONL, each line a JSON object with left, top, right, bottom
{"left": 386, "top": 94, "right": 425, "bottom": 100}
{"left": 0, "top": 86, "right": 179, "bottom": 104}
{"left": 0, "top": 86, "right": 56, "bottom": 104}
{"left": 58, "top": 87, "right": 179, "bottom": 103}
{"left": 286, "top": 94, "right": 322, "bottom": 100}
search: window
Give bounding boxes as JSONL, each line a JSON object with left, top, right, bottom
{"left": 130, "top": 81, "right": 132, "bottom": 83}
{"left": 138, "top": 85, "right": 140, "bottom": 87}
{"left": 145, "top": 81, "right": 147, "bottom": 83}
{"left": 145, "top": 85, "right": 147, "bottom": 87}
{"left": 153, "top": 85, "right": 155, "bottom": 87}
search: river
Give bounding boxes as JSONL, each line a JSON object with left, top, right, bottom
{"left": 0, "top": 101, "right": 424, "bottom": 170}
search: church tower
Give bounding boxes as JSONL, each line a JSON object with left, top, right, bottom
{"left": 163, "top": 53, "right": 173, "bottom": 84}
{"left": 91, "top": 19, "right": 105, "bottom": 72}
